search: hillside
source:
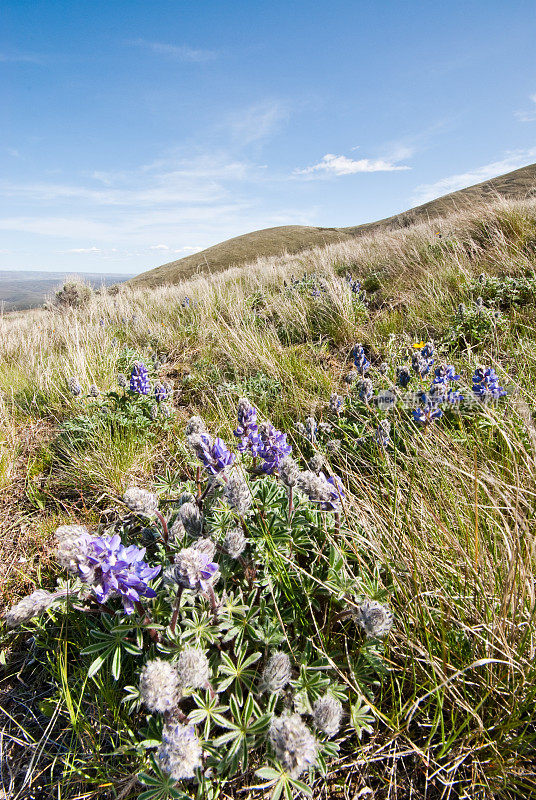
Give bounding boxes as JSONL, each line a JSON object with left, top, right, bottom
{"left": 129, "top": 161, "right": 536, "bottom": 287}
{"left": 1, "top": 196, "right": 536, "bottom": 799}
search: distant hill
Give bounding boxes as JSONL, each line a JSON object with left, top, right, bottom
{"left": 129, "top": 162, "right": 536, "bottom": 288}
{"left": 0, "top": 271, "right": 132, "bottom": 312}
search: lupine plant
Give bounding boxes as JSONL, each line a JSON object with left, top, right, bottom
{"left": 5, "top": 402, "right": 392, "bottom": 799}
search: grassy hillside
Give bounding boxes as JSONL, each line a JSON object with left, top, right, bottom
{"left": 129, "top": 162, "right": 536, "bottom": 287}
{"left": 1, "top": 197, "right": 536, "bottom": 800}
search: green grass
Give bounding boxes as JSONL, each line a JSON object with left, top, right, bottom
{"left": 1, "top": 196, "right": 536, "bottom": 799}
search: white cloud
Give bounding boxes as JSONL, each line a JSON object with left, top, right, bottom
{"left": 413, "top": 148, "right": 536, "bottom": 204}
{"left": 130, "top": 39, "right": 217, "bottom": 63}
{"left": 515, "top": 93, "right": 536, "bottom": 122}
{"left": 68, "top": 246, "right": 101, "bottom": 254}
{"left": 149, "top": 244, "right": 170, "bottom": 250}
{"left": 295, "top": 153, "right": 410, "bottom": 177}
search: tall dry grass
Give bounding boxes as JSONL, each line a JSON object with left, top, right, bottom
{"left": 1, "top": 196, "right": 535, "bottom": 798}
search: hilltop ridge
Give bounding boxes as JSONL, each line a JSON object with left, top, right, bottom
{"left": 128, "top": 162, "right": 536, "bottom": 287}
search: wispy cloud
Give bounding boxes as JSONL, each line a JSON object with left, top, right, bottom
{"left": 295, "top": 152, "right": 410, "bottom": 177}
{"left": 413, "top": 148, "right": 536, "bottom": 204}
{"left": 226, "top": 100, "right": 289, "bottom": 145}
{"left": 130, "top": 39, "right": 217, "bottom": 63}
{"left": 0, "top": 50, "right": 44, "bottom": 64}
{"left": 515, "top": 94, "right": 536, "bottom": 122}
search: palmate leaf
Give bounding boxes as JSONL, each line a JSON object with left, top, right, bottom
{"left": 138, "top": 761, "right": 190, "bottom": 800}
{"left": 350, "top": 696, "right": 375, "bottom": 739}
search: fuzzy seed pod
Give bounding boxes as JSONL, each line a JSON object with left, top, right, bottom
{"left": 223, "top": 527, "right": 247, "bottom": 558}
{"left": 158, "top": 723, "right": 203, "bottom": 780}
{"left": 117, "top": 373, "right": 127, "bottom": 388}
{"left": 123, "top": 487, "right": 158, "bottom": 516}
{"left": 222, "top": 473, "right": 251, "bottom": 516}
{"left": 88, "top": 385, "right": 99, "bottom": 397}
{"left": 279, "top": 456, "right": 300, "bottom": 488}
{"left": 269, "top": 714, "right": 318, "bottom": 777}
{"left": 177, "top": 502, "right": 202, "bottom": 537}
{"left": 55, "top": 524, "right": 91, "bottom": 574}
{"left": 68, "top": 377, "right": 82, "bottom": 396}
{"left": 261, "top": 652, "right": 292, "bottom": 694}
{"left": 326, "top": 438, "right": 341, "bottom": 453}
{"left": 5, "top": 590, "right": 58, "bottom": 628}
{"left": 313, "top": 693, "right": 343, "bottom": 737}
{"left": 139, "top": 659, "right": 180, "bottom": 713}
{"left": 176, "top": 647, "right": 209, "bottom": 689}
{"left": 354, "top": 599, "right": 394, "bottom": 638}
{"left": 170, "top": 518, "right": 186, "bottom": 542}
{"left": 308, "top": 453, "right": 325, "bottom": 474}
{"left": 357, "top": 378, "right": 374, "bottom": 403}
{"left": 185, "top": 416, "right": 207, "bottom": 436}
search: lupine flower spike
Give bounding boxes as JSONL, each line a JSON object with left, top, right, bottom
{"left": 188, "top": 433, "right": 235, "bottom": 476}
{"left": 472, "top": 367, "right": 507, "bottom": 401}
{"left": 234, "top": 398, "right": 260, "bottom": 455}
{"left": 78, "top": 534, "right": 161, "bottom": 614}
{"left": 353, "top": 344, "right": 370, "bottom": 374}
{"left": 257, "top": 421, "right": 292, "bottom": 474}
{"left": 68, "top": 377, "right": 82, "bottom": 396}
{"left": 130, "top": 361, "right": 150, "bottom": 395}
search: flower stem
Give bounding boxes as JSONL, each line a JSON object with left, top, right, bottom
{"left": 135, "top": 601, "right": 160, "bottom": 643}
{"left": 206, "top": 584, "right": 220, "bottom": 621}
{"left": 169, "top": 587, "right": 183, "bottom": 635}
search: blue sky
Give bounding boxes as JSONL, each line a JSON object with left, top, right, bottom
{"left": 1, "top": 0, "right": 535, "bottom": 275}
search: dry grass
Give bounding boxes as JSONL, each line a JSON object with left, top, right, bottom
{"left": 1, "top": 196, "right": 536, "bottom": 799}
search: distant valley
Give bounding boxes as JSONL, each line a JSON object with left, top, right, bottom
{"left": 0, "top": 270, "right": 131, "bottom": 312}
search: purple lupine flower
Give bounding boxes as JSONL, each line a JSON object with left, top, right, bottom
{"left": 422, "top": 341, "right": 435, "bottom": 360}
{"left": 154, "top": 382, "right": 169, "bottom": 403}
{"left": 412, "top": 401, "right": 443, "bottom": 427}
{"left": 397, "top": 367, "right": 411, "bottom": 388}
{"left": 182, "top": 296, "right": 190, "bottom": 308}
{"left": 172, "top": 540, "right": 219, "bottom": 592}
{"left": 446, "top": 388, "right": 464, "bottom": 405}
{"left": 188, "top": 433, "right": 235, "bottom": 475}
{"left": 412, "top": 353, "right": 434, "bottom": 377}
{"left": 472, "top": 367, "right": 507, "bottom": 401}
{"left": 78, "top": 534, "right": 160, "bottom": 614}
{"left": 353, "top": 344, "right": 370, "bottom": 374}
{"left": 234, "top": 398, "right": 260, "bottom": 455}
{"left": 130, "top": 362, "right": 150, "bottom": 395}
{"left": 432, "top": 365, "right": 460, "bottom": 384}
{"left": 257, "top": 421, "right": 292, "bottom": 474}
{"left": 297, "top": 470, "right": 344, "bottom": 510}
{"left": 322, "top": 473, "right": 345, "bottom": 510}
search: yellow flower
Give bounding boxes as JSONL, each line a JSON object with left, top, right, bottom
{"left": 412, "top": 341, "right": 425, "bottom": 349}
